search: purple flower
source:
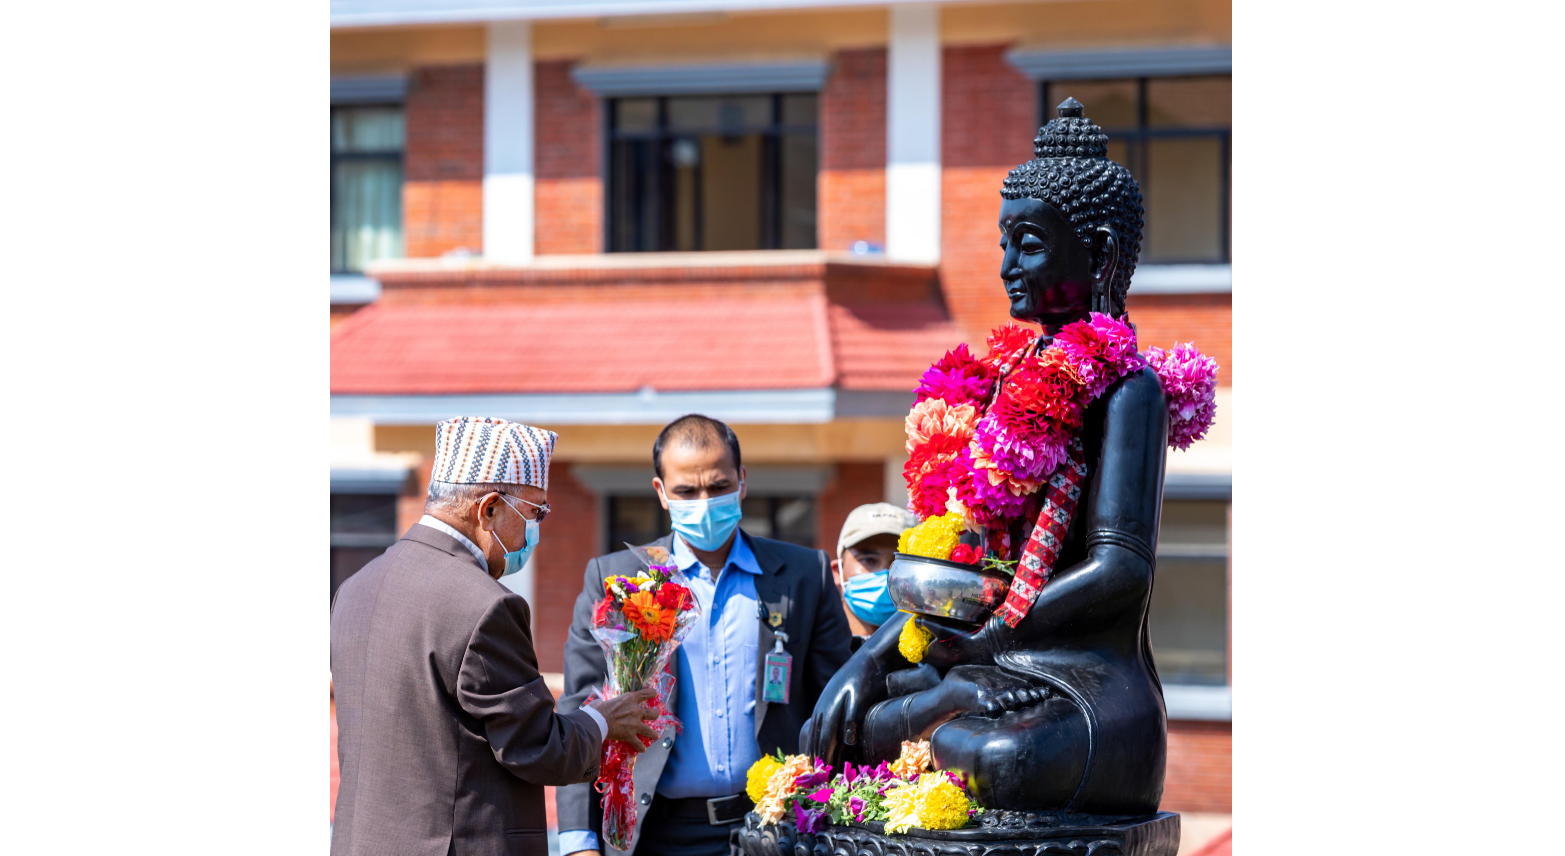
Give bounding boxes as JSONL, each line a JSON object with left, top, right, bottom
{"left": 1145, "top": 343, "right": 1219, "bottom": 450}
{"left": 794, "top": 803, "right": 827, "bottom": 834}
{"left": 944, "top": 770, "right": 966, "bottom": 788}
{"left": 841, "top": 762, "right": 858, "bottom": 785}
{"left": 848, "top": 796, "right": 866, "bottom": 821}
{"left": 794, "top": 765, "right": 832, "bottom": 791}
{"left": 623, "top": 580, "right": 640, "bottom": 593}
{"left": 806, "top": 786, "right": 835, "bottom": 804}
{"left": 973, "top": 415, "right": 1066, "bottom": 483}
{"left": 870, "top": 761, "right": 893, "bottom": 781}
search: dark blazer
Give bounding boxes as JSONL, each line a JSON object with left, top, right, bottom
{"left": 331, "top": 523, "right": 604, "bottom": 856}
{"left": 556, "top": 532, "right": 854, "bottom": 856}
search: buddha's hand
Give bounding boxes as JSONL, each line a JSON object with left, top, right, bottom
{"left": 911, "top": 614, "right": 1000, "bottom": 672}
{"left": 800, "top": 612, "right": 908, "bottom": 767}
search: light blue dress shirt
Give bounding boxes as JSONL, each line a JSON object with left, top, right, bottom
{"left": 560, "top": 532, "right": 762, "bottom": 856}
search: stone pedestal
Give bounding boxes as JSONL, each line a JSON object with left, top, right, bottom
{"left": 737, "top": 811, "right": 1180, "bottom": 856}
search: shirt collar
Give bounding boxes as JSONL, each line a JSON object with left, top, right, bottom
{"left": 672, "top": 529, "right": 763, "bottom": 578}
{"left": 418, "top": 514, "right": 489, "bottom": 571}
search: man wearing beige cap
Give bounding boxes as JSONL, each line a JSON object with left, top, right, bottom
{"left": 832, "top": 502, "right": 919, "bottom": 638}
{"left": 331, "top": 417, "right": 659, "bottom": 856}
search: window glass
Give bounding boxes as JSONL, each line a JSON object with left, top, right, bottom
{"left": 331, "top": 107, "right": 404, "bottom": 153}
{"left": 667, "top": 95, "right": 771, "bottom": 134}
{"left": 1148, "top": 499, "right": 1229, "bottom": 687}
{"left": 331, "top": 105, "right": 404, "bottom": 273}
{"left": 780, "top": 93, "right": 819, "bottom": 127}
{"left": 700, "top": 134, "right": 763, "bottom": 250}
{"left": 779, "top": 133, "right": 818, "bottom": 250}
{"left": 1144, "top": 136, "right": 1225, "bottom": 262}
{"left": 1047, "top": 80, "right": 1138, "bottom": 128}
{"left": 615, "top": 98, "right": 658, "bottom": 133}
{"left": 1146, "top": 76, "right": 1230, "bottom": 128}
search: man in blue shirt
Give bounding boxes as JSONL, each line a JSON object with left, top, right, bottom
{"left": 556, "top": 414, "right": 855, "bottom": 856}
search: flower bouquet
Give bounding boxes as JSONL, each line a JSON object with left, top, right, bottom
{"left": 584, "top": 544, "right": 701, "bottom": 850}
{"left": 745, "top": 739, "right": 982, "bottom": 837}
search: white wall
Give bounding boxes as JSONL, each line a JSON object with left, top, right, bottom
{"left": 885, "top": 3, "right": 942, "bottom": 264}
{"left": 484, "top": 21, "right": 535, "bottom": 263}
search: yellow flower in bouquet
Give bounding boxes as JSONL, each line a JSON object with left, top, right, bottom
{"left": 897, "top": 511, "right": 965, "bottom": 560}
{"left": 746, "top": 755, "right": 782, "bottom": 803}
{"left": 883, "top": 773, "right": 974, "bottom": 833}
{"left": 898, "top": 619, "right": 933, "bottom": 664}
{"left": 890, "top": 739, "right": 933, "bottom": 779}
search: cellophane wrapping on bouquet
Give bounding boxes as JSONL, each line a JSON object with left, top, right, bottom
{"left": 584, "top": 544, "right": 701, "bottom": 850}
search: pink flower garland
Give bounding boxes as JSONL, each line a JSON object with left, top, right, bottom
{"left": 904, "top": 313, "right": 1219, "bottom": 538}
{"left": 1144, "top": 343, "right": 1220, "bottom": 450}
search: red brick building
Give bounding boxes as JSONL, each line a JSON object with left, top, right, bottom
{"left": 330, "top": 0, "right": 1232, "bottom": 821}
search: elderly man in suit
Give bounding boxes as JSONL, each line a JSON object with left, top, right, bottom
{"left": 331, "top": 417, "right": 660, "bottom": 856}
{"left": 556, "top": 414, "right": 855, "bottom": 856}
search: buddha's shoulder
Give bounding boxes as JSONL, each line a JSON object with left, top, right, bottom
{"left": 1106, "top": 364, "right": 1166, "bottom": 405}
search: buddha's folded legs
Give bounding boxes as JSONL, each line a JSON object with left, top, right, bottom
{"left": 930, "top": 695, "right": 1091, "bottom": 812}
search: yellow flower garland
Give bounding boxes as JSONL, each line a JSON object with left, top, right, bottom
{"left": 884, "top": 773, "right": 972, "bottom": 833}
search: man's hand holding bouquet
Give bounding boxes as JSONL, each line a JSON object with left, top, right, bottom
{"left": 583, "top": 544, "right": 702, "bottom": 850}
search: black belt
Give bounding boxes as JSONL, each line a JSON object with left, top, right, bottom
{"left": 654, "top": 793, "right": 754, "bottom": 826}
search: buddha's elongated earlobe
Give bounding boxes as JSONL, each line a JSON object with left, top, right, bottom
{"left": 1091, "top": 226, "right": 1118, "bottom": 315}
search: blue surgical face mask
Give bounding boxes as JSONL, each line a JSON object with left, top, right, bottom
{"left": 666, "top": 487, "right": 744, "bottom": 552}
{"left": 494, "top": 496, "right": 541, "bottom": 576}
{"left": 842, "top": 570, "right": 897, "bottom": 626}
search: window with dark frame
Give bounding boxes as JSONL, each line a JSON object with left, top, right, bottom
{"left": 331, "top": 104, "right": 405, "bottom": 273}
{"left": 1042, "top": 76, "right": 1230, "bottom": 264}
{"left": 607, "top": 93, "right": 819, "bottom": 253}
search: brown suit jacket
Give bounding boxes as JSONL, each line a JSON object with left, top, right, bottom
{"left": 331, "top": 523, "right": 604, "bottom": 856}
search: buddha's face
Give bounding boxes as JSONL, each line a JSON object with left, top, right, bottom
{"left": 998, "top": 196, "right": 1098, "bottom": 329}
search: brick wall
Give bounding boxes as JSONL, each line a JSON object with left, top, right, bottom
{"left": 939, "top": 44, "right": 1037, "bottom": 342}
{"left": 819, "top": 48, "right": 886, "bottom": 253}
{"left": 530, "top": 462, "right": 599, "bottom": 673}
{"left": 816, "top": 462, "right": 886, "bottom": 555}
{"left": 1125, "top": 293, "right": 1233, "bottom": 386}
{"left": 404, "top": 64, "right": 485, "bottom": 257}
{"left": 535, "top": 60, "right": 602, "bottom": 255}
{"left": 1162, "top": 719, "right": 1231, "bottom": 813}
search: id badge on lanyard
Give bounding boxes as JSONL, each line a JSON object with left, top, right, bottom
{"left": 762, "top": 633, "right": 792, "bottom": 704}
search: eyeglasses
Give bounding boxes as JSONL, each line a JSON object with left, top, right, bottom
{"left": 493, "top": 493, "right": 551, "bottom": 523}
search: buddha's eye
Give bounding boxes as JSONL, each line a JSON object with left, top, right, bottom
{"left": 1019, "top": 234, "right": 1046, "bottom": 253}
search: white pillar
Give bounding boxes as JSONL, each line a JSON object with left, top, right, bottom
{"left": 500, "top": 554, "right": 537, "bottom": 615}
{"left": 886, "top": 3, "right": 941, "bottom": 264}
{"left": 484, "top": 21, "right": 534, "bottom": 263}
{"left": 884, "top": 453, "right": 910, "bottom": 509}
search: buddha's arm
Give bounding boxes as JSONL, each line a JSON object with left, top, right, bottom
{"left": 1013, "top": 366, "right": 1168, "bottom": 636}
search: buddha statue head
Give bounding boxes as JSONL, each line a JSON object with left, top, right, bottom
{"left": 999, "top": 97, "right": 1144, "bottom": 330}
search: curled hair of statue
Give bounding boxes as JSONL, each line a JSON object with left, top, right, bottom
{"left": 1002, "top": 97, "right": 1145, "bottom": 317}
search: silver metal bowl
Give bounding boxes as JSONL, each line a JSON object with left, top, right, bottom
{"left": 887, "top": 552, "right": 1011, "bottom": 624}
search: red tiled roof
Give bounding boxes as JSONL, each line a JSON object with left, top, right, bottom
{"left": 332, "top": 297, "right": 835, "bottom": 394}
{"left": 331, "top": 294, "right": 964, "bottom": 396}
{"left": 828, "top": 303, "right": 962, "bottom": 392}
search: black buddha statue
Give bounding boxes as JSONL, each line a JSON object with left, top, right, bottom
{"left": 800, "top": 98, "right": 1170, "bottom": 819}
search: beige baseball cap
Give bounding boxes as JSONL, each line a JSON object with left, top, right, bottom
{"left": 836, "top": 502, "right": 919, "bottom": 559}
